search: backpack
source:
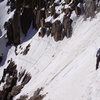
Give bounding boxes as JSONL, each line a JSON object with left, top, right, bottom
{"left": 96, "top": 48, "right": 100, "bottom": 57}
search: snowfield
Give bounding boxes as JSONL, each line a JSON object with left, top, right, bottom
{"left": 0, "top": 0, "right": 100, "bottom": 100}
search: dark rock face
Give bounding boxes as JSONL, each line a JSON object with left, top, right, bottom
{"left": 4, "top": 19, "right": 14, "bottom": 45}
{"left": 63, "top": 8, "right": 72, "bottom": 17}
{"left": 4, "top": 0, "right": 100, "bottom": 44}
{"left": 53, "top": 13, "right": 59, "bottom": 19}
{"left": 36, "top": 10, "right": 46, "bottom": 29}
{"left": 0, "top": 60, "right": 31, "bottom": 100}
{"left": 63, "top": 15, "right": 73, "bottom": 38}
{"left": 0, "top": 60, "right": 18, "bottom": 100}
{"left": 75, "top": 6, "right": 81, "bottom": 16}
{"left": 51, "top": 20, "right": 63, "bottom": 41}
{"left": 16, "top": 95, "right": 28, "bottom": 100}
{"left": 5, "top": 10, "right": 21, "bottom": 46}
{"left": 37, "top": 0, "right": 74, "bottom": 41}
{"left": 69, "top": 0, "right": 79, "bottom": 10}
{"left": 16, "top": 88, "right": 46, "bottom": 100}
{"left": 18, "top": 70, "right": 26, "bottom": 82}
{"left": 15, "top": 0, "right": 24, "bottom": 10}
{"left": 32, "top": 0, "right": 46, "bottom": 10}
{"left": 5, "top": 0, "right": 72, "bottom": 43}
{"left": 53, "top": 20, "right": 63, "bottom": 41}
{"left": 39, "top": 28, "right": 46, "bottom": 37}
{"left": 45, "top": 22, "right": 52, "bottom": 28}
{"left": 64, "top": 0, "right": 71, "bottom": 4}
{"left": 45, "top": 9, "right": 51, "bottom": 18}
{"left": 28, "top": 88, "right": 45, "bottom": 100}
{"left": 21, "top": 73, "right": 31, "bottom": 86}
{"left": 32, "top": 10, "right": 37, "bottom": 29}
{"left": 1, "top": 60, "right": 17, "bottom": 81}
{"left": 51, "top": 22, "right": 56, "bottom": 37}
{"left": 7, "top": 0, "right": 16, "bottom": 13}
{"left": 12, "top": 11, "right": 21, "bottom": 46}
{"left": 23, "top": 44, "right": 31, "bottom": 55}
{"left": 7, "top": 85, "right": 24, "bottom": 100}
{"left": 0, "top": 91, "right": 4, "bottom": 100}
{"left": 84, "top": 0, "right": 96, "bottom": 19}
{"left": 20, "top": 7, "right": 33, "bottom": 36}
{"left": 65, "top": 0, "right": 71, "bottom": 4}
{"left": 45, "top": 22, "right": 52, "bottom": 37}
{"left": 50, "top": 5, "right": 55, "bottom": 16}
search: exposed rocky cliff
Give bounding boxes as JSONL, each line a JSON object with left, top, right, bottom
{"left": 4, "top": 0, "right": 100, "bottom": 46}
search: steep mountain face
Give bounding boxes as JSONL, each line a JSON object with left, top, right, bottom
{"left": 2, "top": 0, "right": 100, "bottom": 45}
{"left": 3, "top": 0, "right": 100, "bottom": 46}
{"left": 0, "top": 0, "right": 100, "bottom": 100}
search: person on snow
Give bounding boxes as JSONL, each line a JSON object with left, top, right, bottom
{"left": 96, "top": 48, "right": 100, "bottom": 70}
{"left": 0, "top": 53, "right": 3, "bottom": 64}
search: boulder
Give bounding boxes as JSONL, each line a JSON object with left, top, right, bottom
{"left": 16, "top": 95, "right": 28, "bottom": 100}
{"left": 63, "top": 15, "right": 73, "bottom": 38}
{"left": 8, "top": 85, "right": 23, "bottom": 99}
{"left": 64, "top": 0, "right": 71, "bottom": 4}
{"left": 50, "top": 5, "right": 55, "bottom": 16}
{"left": 54, "top": 20, "right": 63, "bottom": 41}
{"left": 21, "top": 73, "right": 31, "bottom": 86}
{"left": 36, "top": 9, "right": 45, "bottom": 29}
{"left": 75, "top": 6, "right": 81, "bottom": 16}
{"left": 69, "top": 0, "right": 79, "bottom": 10}
{"left": 63, "top": 8, "right": 72, "bottom": 17}
{"left": 51, "top": 20, "right": 63, "bottom": 41}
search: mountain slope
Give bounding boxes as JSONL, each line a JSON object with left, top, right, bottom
{"left": 0, "top": 0, "right": 100, "bottom": 100}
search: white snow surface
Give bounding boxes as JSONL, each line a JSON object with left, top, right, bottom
{"left": 0, "top": 0, "right": 100, "bottom": 100}
{"left": 0, "top": 0, "right": 14, "bottom": 36}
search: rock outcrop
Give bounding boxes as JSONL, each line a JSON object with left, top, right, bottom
{"left": 4, "top": 0, "right": 100, "bottom": 43}
{"left": 0, "top": 60, "right": 31, "bottom": 100}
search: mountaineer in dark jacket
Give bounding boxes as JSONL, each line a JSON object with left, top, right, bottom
{"left": 0, "top": 53, "right": 3, "bottom": 64}
{"left": 96, "top": 48, "right": 100, "bottom": 70}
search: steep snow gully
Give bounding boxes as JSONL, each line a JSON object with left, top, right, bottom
{"left": 0, "top": 0, "right": 100, "bottom": 100}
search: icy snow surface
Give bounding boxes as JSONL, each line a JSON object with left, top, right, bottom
{"left": 0, "top": 0, "right": 100, "bottom": 100}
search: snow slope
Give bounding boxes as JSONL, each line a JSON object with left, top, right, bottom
{"left": 0, "top": 0, "right": 14, "bottom": 36}
{"left": 0, "top": 0, "right": 100, "bottom": 100}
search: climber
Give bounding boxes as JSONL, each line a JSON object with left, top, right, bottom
{"left": 96, "top": 48, "right": 100, "bottom": 70}
{"left": 0, "top": 53, "right": 3, "bottom": 64}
